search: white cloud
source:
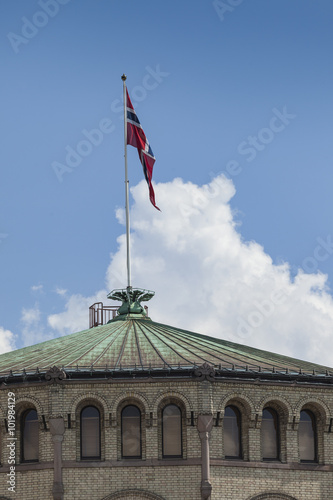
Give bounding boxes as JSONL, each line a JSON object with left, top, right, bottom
{"left": 0, "top": 327, "right": 16, "bottom": 354}
{"left": 21, "top": 303, "right": 53, "bottom": 346}
{"left": 31, "top": 284, "right": 43, "bottom": 292}
{"left": 22, "top": 304, "right": 41, "bottom": 325}
{"left": 48, "top": 291, "right": 107, "bottom": 335}
{"left": 46, "top": 176, "right": 333, "bottom": 367}
{"left": 55, "top": 287, "right": 67, "bottom": 297}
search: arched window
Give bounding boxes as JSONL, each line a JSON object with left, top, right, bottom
{"left": 80, "top": 406, "right": 100, "bottom": 460}
{"left": 162, "top": 404, "right": 182, "bottom": 458}
{"left": 121, "top": 405, "right": 141, "bottom": 458}
{"left": 261, "top": 408, "right": 279, "bottom": 460}
{"left": 21, "top": 409, "right": 39, "bottom": 462}
{"left": 224, "top": 405, "right": 242, "bottom": 459}
{"left": 299, "top": 409, "right": 317, "bottom": 462}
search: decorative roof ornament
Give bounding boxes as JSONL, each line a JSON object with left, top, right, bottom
{"left": 45, "top": 365, "right": 66, "bottom": 383}
{"left": 107, "top": 286, "right": 155, "bottom": 317}
{"left": 194, "top": 362, "right": 216, "bottom": 382}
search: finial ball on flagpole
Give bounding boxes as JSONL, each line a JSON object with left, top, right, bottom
{"left": 121, "top": 74, "right": 127, "bottom": 81}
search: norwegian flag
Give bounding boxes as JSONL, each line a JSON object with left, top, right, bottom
{"left": 126, "top": 89, "right": 160, "bottom": 210}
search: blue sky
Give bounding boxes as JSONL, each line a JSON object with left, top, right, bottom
{"left": 1, "top": 0, "right": 333, "bottom": 364}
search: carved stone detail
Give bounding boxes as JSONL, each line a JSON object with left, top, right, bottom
{"left": 45, "top": 366, "right": 66, "bottom": 383}
{"left": 194, "top": 362, "right": 215, "bottom": 381}
{"left": 49, "top": 417, "right": 65, "bottom": 437}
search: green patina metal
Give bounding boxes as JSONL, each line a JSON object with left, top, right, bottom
{"left": 0, "top": 315, "right": 332, "bottom": 377}
{"left": 107, "top": 287, "right": 154, "bottom": 317}
{"left": 0, "top": 288, "right": 332, "bottom": 382}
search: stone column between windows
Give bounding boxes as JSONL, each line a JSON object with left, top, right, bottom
{"left": 197, "top": 414, "right": 213, "bottom": 500}
{"left": 49, "top": 417, "right": 65, "bottom": 500}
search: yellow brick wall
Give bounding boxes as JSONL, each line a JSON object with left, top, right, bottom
{"left": 1, "top": 377, "right": 333, "bottom": 499}
{"left": 211, "top": 466, "right": 331, "bottom": 500}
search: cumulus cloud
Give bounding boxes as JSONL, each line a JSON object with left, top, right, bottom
{"left": 21, "top": 303, "right": 53, "bottom": 346}
{"left": 0, "top": 327, "right": 16, "bottom": 354}
{"left": 48, "top": 291, "right": 107, "bottom": 335}
{"left": 46, "top": 175, "right": 333, "bottom": 367}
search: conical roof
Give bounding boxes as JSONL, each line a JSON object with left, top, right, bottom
{"left": 0, "top": 311, "right": 332, "bottom": 385}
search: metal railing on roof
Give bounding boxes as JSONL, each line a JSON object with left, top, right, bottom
{"left": 89, "top": 302, "right": 119, "bottom": 328}
{"left": 1, "top": 363, "right": 332, "bottom": 385}
{"left": 89, "top": 302, "right": 149, "bottom": 328}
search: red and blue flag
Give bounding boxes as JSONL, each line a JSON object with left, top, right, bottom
{"left": 126, "top": 90, "right": 160, "bottom": 211}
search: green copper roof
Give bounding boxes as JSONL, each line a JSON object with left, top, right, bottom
{"left": 0, "top": 315, "right": 332, "bottom": 382}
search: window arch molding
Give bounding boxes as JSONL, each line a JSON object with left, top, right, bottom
{"left": 294, "top": 397, "right": 330, "bottom": 424}
{"left": 15, "top": 396, "right": 44, "bottom": 418}
{"left": 102, "top": 490, "right": 167, "bottom": 500}
{"left": 111, "top": 391, "right": 149, "bottom": 414}
{"left": 152, "top": 390, "right": 193, "bottom": 417}
{"left": 69, "top": 391, "right": 109, "bottom": 425}
{"left": 75, "top": 398, "right": 105, "bottom": 461}
{"left": 247, "top": 493, "right": 298, "bottom": 500}
{"left": 257, "top": 396, "right": 292, "bottom": 423}
{"left": 157, "top": 397, "right": 186, "bottom": 460}
{"left": 218, "top": 392, "right": 255, "bottom": 417}
{"left": 117, "top": 398, "right": 146, "bottom": 460}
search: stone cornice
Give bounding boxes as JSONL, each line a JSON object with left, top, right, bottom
{"left": 1, "top": 459, "right": 333, "bottom": 472}
{"left": 1, "top": 366, "right": 333, "bottom": 389}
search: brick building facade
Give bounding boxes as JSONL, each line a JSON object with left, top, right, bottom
{"left": 0, "top": 288, "right": 332, "bottom": 499}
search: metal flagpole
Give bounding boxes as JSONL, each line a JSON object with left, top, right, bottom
{"left": 121, "top": 74, "right": 131, "bottom": 290}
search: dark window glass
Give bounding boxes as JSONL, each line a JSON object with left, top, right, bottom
{"left": 299, "top": 410, "right": 317, "bottom": 462}
{"left": 261, "top": 408, "right": 279, "bottom": 460}
{"left": 22, "top": 409, "right": 39, "bottom": 462}
{"left": 162, "top": 404, "right": 182, "bottom": 458}
{"left": 121, "top": 405, "right": 141, "bottom": 458}
{"left": 80, "top": 406, "right": 100, "bottom": 459}
{"left": 224, "top": 405, "right": 241, "bottom": 458}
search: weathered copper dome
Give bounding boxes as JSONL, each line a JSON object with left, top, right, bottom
{"left": 0, "top": 288, "right": 332, "bottom": 385}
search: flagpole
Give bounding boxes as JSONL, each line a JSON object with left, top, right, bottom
{"left": 121, "top": 74, "right": 131, "bottom": 290}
